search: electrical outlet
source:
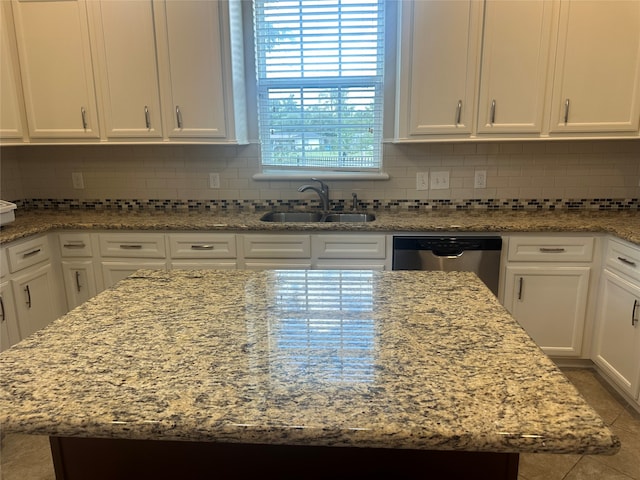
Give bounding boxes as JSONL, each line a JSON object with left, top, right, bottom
{"left": 474, "top": 170, "right": 487, "bottom": 189}
{"left": 416, "top": 172, "right": 429, "bottom": 191}
{"left": 430, "top": 171, "right": 450, "bottom": 190}
{"left": 209, "top": 173, "right": 220, "bottom": 189}
{"left": 72, "top": 172, "right": 84, "bottom": 189}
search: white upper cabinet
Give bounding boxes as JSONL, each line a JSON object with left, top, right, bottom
{"left": 88, "top": 0, "right": 163, "bottom": 139}
{"left": 476, "top": 0, "right": 556, "bottom": 135}
{"left": 548, "top": 0, "right": 640, "bottom": 134}
{"left": 395, "top": 0, "right": 483, "bottom": 138}
{"left": 11, "top": 0, "right": 99, "bottom": 139}
{"left": 0, "top": 2, "right": 26, "bottom": 142}
{"left": 153, "top": 0, "right": 247, "bottom": 142}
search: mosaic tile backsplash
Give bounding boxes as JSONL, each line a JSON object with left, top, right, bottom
{"left": 16, "top": 197, "right": 640, "bottom": 211}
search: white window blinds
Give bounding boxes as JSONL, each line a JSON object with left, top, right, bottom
{"left": 253, "top": 0, "right": 385, "bottom": 172}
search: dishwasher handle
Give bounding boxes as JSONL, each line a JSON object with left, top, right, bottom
{"left": 431, "top": 248, "right": 464, "bottom": 257}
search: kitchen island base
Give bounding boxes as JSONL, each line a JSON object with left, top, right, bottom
{"left": 49, "top": 436, "right": 519, "bottom": 480}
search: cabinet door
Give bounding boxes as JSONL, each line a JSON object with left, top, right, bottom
{"left": 12, "top": 0, "right": 99, "bottom": 139}
{"left": 61, "top": 260, "right": 98, "bottom": 311}
{"left": 11, "top": 264, "right": 64, "bottom": 339}
{"left": 477, "top": 0, "right": 555, "bottom": 134}
{"left": 504, "top": 265, "right": 590, "bottom": 356}
{"left": 594, "top": 269, "right": 640, "bottom": 399}
{"left": 395, "top": 0, "right": 483, "bottom": 137}
{"left": 0, "top": 2, "right": 26, "bottom": 141}
{"left": 100, "top": 261, "right": 167, "bottom": 290}
{"left": 88, "top": 0, "right": 162, "bottom": 139}
{"left": 154, "top": 0, "right": 227, "bottom": 139}
{"left": 549, "top": 0, "right": 640, "bottom": 133}
{"left": 0, "top": 281, "right": 20, "bottom": 351}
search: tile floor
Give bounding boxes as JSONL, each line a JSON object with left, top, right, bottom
{"left": 0, "top": 368, "right": 638, "bottom": 480}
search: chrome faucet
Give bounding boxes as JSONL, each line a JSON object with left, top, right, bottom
{"left": 298, "top": 178, "right": 330, "bottom": 212}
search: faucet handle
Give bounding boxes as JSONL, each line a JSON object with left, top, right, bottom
{"left": 311, "top": 178, "right": 328, "bottom": 193}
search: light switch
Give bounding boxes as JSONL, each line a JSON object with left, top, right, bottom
{"left": 430, "top": 171, "right": 449, "bottom": 190}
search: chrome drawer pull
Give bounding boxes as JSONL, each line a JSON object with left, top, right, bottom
{"left": 455, "top": 100, "right": 462, "bottom": 125}
{"left": 518, "top": 277, "right": 523, "bottom": 300}
{"left": 22, "top": 248, "right": 41, "bottom": 258}
{"left": 191, "top": 245, "right": 215, "bottom": 250}
{"left": 144, "top": 106, "right": 151, "bottom": 129}
{"left": 539, "top": 247, "right": 566, "bottom": 253}
{"left": 0, "top": 296, "right": 5, "bottom": 322}
{"left": 633, "top": 300, "right": 639, "bottom": 327}
{"left": 64, "top": 242, "right": 86, "bottom": 249}
{"left": 617, "top": 256, "right": 637, "bottom": 267}
{"left": 119, "top": 244, "right": 143, "bottom": 250}
{"left": 564, "top": 99, "right": 570, "bottom": 124}
{"left": 81, "top": 107, "right": 88, "bottom": 129}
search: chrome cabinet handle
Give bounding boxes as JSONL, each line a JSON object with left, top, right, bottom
{"left": 22, "top": 248, "right": 41, "bottom": 258}
{"left": 455, "top": 100, "right": 462, "bottom": 125}
{"left": 490, "top": 99, "right": 496, "bottom": 125}
{"left": 144, "top": 106, "right": 151, "bottom": 129}
{"left": 564, "top": 99, "right": 570, "bottom": 124}
{"left": 176, "top": 106, "right": 183, "bottom": 128}
{"left": 633, "top": 299, "right": 639, "bottom": 326}
{"left": 24, "top": 285, "right": 31, "bottom": 308}
{"left": 617, "top": 256, "right": 637, "bottom": 267}
{"left": 119, "top": 244, "right": 143, "bottom": 250}
{"left": 518, "top": 277, "right": 523, "bottom": 300}
{"left": 75, "top": 271, "right": 82, "bottom": 293}
{"left": 0, "top": 296, "right": 5, "bottom": 322}
{"left": 191, "top": 245, "right": 215, "bottom": 250}
{"left": 81, "top": 107, "right": 88, "bottom": 129}
{"left": 63, "top": 242, "right": 86, "bottom": 249}
{"left": 539, "top": 247, "right": 566, "bottom": 253}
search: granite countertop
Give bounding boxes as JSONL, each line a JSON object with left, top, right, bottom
{"left": 0, "top": 208, "right": 639, "bottom": 245}
{"left": 0, "top": 269, "right": 619, "bottom": 455}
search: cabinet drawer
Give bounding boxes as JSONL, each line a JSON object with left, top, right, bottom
{"left": 6, "top": 236, "right": 51, "bottom": 273}
{"left": 605, "top": 238, "right": 640, "bottom": 282}
{"left": 242, "top": 235, "right": 311, "bottom": 259}
{"left": 507, "top": 236, "right": 594, "bottom": 262}
{"left": 59, "top": 233, "right": 93, "bottom": 257}
{"left": 314, "top": 234, "right": 386, "bottom": 259}
{"left": 168, "top": 234, "right": 236, "bottom": 259}
{"left": 98, "top": 233, "right": 166, "bottom": 258}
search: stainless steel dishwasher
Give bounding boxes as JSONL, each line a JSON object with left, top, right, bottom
{"left": 392, "top": 236, "right": 503, "bottom": 296}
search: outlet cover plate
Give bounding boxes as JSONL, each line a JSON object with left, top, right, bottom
{"left": 72, "top": 172, "right": 84, "bottom": 189}
{"left": 209, "top": 173, "right": 220, "bottom": 189}
{"left": 416, "top": 172, "right": 429, "bottom": 191}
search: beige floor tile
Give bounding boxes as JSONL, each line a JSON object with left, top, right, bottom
{"left": 518, "top": 452, "right": 581, "bottom": 480}
{"left": 0, "top": 433, "right": 55, "bottom": 480}
{"left": 562, "top": 369, "right": 626, "bottom": 425}
{"left": 590, "top": 426, "right": 640, "bottom": 479}
{"left": 613, "top": 407, "right": 640, "bottom": 437}
{"left": 565, "top": 456, "right": 634, "bottom": 480}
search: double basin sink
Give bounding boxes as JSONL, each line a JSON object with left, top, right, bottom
{"left": 260, "top": 212, "right": 375, "bottom": 223}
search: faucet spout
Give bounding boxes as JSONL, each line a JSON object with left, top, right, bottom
{"left": 298, "top": 178, "right": 330, "bottom": 212}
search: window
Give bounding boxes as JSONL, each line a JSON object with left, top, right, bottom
{"left": 253, "top": 0, "right": 385, "bottom": 175}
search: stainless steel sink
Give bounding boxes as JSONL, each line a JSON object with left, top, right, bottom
{"left": 323, "top": 213, "right": 376, "bottom": 223}
{"left": 260, "top": 212, "right": 325, "bottom": 222}
{"left": 259, "top": 212, "right": 376, "bottom": 223}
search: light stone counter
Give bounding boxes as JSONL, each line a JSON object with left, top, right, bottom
{"left": 0, "top": 209, "right": 639, "bottom": 245}
{"left": 0, "top": 269, "right": 619, "bottom": 456}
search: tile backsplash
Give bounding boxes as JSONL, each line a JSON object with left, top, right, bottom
{"left": 1, "top": 139, "right": 639, "bottom": 210}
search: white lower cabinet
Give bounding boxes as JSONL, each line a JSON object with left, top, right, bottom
{"left": 313, "top": 234, "right": 387, "bottom": 270}
{"left": 97, "top": 233, "right": 167, "bottom": 289}
{"left": 240, "top": 234, "right": 312, "bottom": 270}
{"left": 168, "top": 233, "right": 237, "bottom": 270}
{"left": 61, "top": 260, "right": 98, "bottom": 310}
{"left": 11, "top": 263, "right": 64, "bottom": 339}
{"left": 100, "top": 260, "right": 167, "bottom": 289}
{"left": 501, "top": 235, "right": 595, "bottom": 357}
{"left": 593, "top": 269, "right": 640, "bottom": 401}
{"left": 503, "top": 265, "right": 590, "bottom": 356}
{"left": 0, "top": 281, "right": 20, "bottom": 351}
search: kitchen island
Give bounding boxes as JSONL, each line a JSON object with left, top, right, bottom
{"left": 0, "top": 269, "right": 619, "bottom": 479}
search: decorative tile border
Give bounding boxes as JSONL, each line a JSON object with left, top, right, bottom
{"left": 16, "top": 198, "right": 640, "bottom": 211}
